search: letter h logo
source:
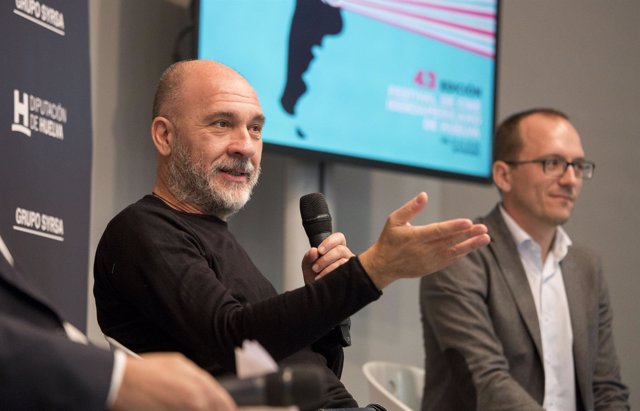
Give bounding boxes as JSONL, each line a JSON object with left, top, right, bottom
{"left": 12, "top": 90, "right": 31, "bottom": 137}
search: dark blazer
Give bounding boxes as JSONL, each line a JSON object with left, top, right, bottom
{"left": 420, "top": 206, "right": 629, "bottom": 411}
{"left": 0, "top": 253, "right": 114, "bottom": 410}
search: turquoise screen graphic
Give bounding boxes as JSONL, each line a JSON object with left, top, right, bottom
{"left": 198, "top": 0, "right": 498, "bottom": 179}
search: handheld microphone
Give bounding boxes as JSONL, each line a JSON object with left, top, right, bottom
{"left": 300, "top": 193, "right": 352, "bottom": 347}
{"left": 319, "top": 404, "right": 388, "bottom": 411}
{"left": 219, "top": 366, "right": 325, "bottom": 407}
{"left": 300, "top": 192, "right": 332, "bottom": 247}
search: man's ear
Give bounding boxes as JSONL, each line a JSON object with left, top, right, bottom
{"left": 151, "top": 116, "right": 174, "bottom": 156}
{"left": 492, "top": 160, "right": 512, "bottom": 193}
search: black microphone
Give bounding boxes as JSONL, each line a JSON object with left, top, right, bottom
{"left": 300, "top": 193, "right": 352, "bottom": 348}
{"left": 300, "top": 192, "right": 333, "bottom": 247}
{"left": 219, "top": 366, "right": 325, "bottom": 407}
{"left": 319, "top": 405, "right": 388, "bottom": 411}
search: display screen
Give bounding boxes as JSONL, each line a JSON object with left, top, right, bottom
{"left": 197, "top": 0, "right": 499, "bottom": 181}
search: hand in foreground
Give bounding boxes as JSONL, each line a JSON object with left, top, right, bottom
{"left": 359, "top": 192, "right": 490, "bottom": 289}
{"left": 111, "top": 353, "right": 236, "bottom": 411}
{"left": 301, "top": 232, "right": 354, "bottom": 283}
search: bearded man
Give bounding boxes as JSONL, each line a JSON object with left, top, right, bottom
{"left": 93, "top": 60, "right": 490, "bottom": 409}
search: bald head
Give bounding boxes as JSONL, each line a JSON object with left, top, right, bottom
{"left": 493, "top": 108, "right": 569, "bottom": 164}
{"left": 152, "top": 60, "right": 257, "bottom": 120}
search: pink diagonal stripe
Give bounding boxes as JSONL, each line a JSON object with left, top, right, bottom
{"left": 343, "top": 0, "right": 494, "bottom": 37}
{"left": 339, "top": 3, "right": 495, "bottom": 58}
{"left": 386, "top": 0, "right": 496, "bottom": 19}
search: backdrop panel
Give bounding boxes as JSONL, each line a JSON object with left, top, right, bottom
{"left": 0, "top": 0, "right": 92, "bottom": 328}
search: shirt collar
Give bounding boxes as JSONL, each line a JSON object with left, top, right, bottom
{"left": 499, "top": 204, "right": 572, "bottom": 261}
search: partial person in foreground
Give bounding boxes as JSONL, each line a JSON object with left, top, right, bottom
{"left": 93, "top": 59, "right": 491, "bottom": 409}
{"left": 0, "top": 236, "right": 235, "bottom": 411}
{"left": 420, "top": 108, "right": 629, "bottom": 410}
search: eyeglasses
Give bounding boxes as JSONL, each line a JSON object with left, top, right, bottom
{"left": 505, "top": 157, "right": 595, "bottom": 180}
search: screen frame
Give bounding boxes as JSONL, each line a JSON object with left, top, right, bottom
{"left": 193, "top": 0, "right": 500, "bottom": 184}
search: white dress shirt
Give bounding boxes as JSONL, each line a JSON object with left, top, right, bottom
{"left": 500, "top": 206, "right": 576, "bottom": 411}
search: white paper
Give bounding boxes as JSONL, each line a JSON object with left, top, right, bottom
{"left": 235, "top": 340, "right": 299, "bottom": 411}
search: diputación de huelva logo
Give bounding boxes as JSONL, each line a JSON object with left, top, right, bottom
{"left": 11, "top": 89, "right": 67, "bottom": 140}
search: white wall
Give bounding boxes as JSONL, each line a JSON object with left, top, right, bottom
{"left": 88, "top": 0, "right": 640, "bottom": 407}
{"left": 87, "top": 0, "right": 191, "bottom": 345}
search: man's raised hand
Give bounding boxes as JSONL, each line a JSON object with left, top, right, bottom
{"left": 359, "top": 192, "right": 490, "bottom": 289}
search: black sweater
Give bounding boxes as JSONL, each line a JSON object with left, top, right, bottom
{"left": 94, "top": 195, "right": 381, "bottom": 408}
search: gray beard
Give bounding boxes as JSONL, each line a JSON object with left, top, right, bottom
{"left": 165, "top": 138, "right": 260, "bottom": 219}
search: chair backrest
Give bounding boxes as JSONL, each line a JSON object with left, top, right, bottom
{"left": 104, "top": 335, "right": 141, "bottom": 358}
{"left": 362, "top": 361, "right": 425, "bottom": 411}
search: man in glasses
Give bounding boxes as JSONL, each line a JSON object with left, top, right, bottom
{"left": 420, "top": 108, "right": 629, "bottom": 411}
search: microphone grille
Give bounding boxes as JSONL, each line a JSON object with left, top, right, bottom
{"left": 299, "top": 192, "right": 330, "bottom": 220}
